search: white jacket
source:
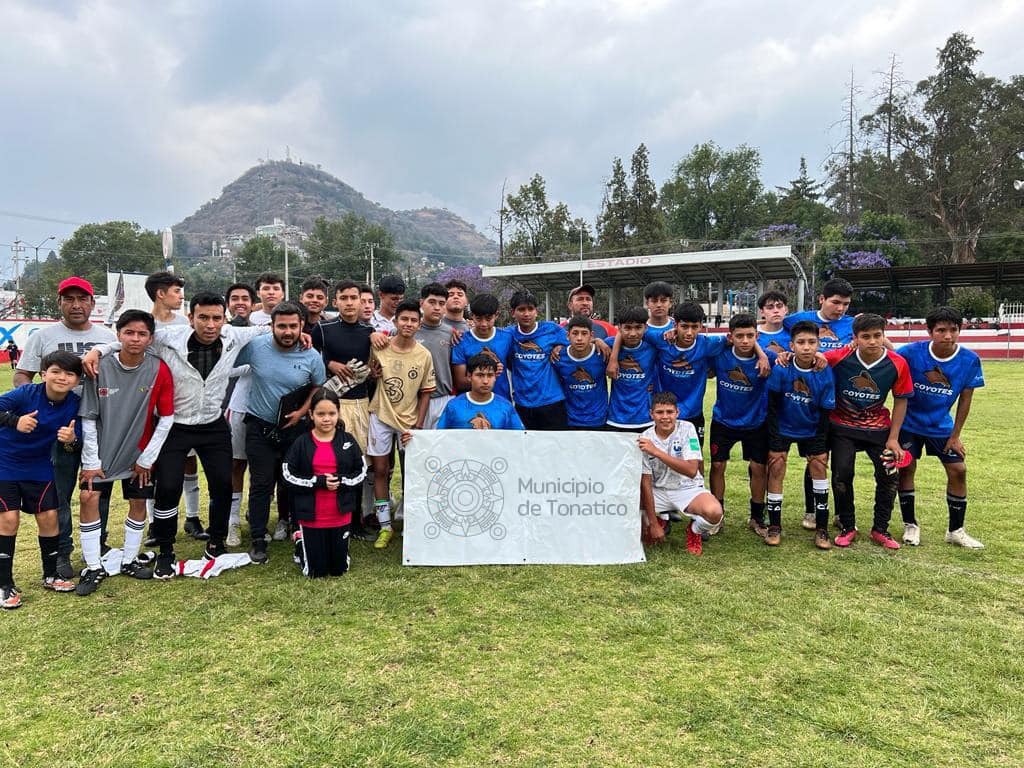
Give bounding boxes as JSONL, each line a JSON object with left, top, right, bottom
{"left": 95, "top": 324, "right": 269, "bottom": 426}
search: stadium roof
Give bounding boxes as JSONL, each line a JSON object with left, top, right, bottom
{"left": 834, "top": 260, "right": 1024, "bottom": 292}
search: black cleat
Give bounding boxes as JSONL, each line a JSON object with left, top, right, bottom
{"left": 249, "top": 539, "right": 269, "bottom": 564}
{"left": 154, "top": 552, "right": 175, "bottom": 580}
{"left": 121, "top": 559, "right": 154, "bottom": 580}
{"left": 184, "top": 517, "right": 210, "bottom": 541}
{"left": 204, "top": 540, "right": 228, "bottom": 560}
{"left": 55, "top": 553, "right": 75, "bottom": 580}
{"left": 75, "top": 567, "right": 108, "bottom": 596}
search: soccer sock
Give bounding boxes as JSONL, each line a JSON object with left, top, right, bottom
{"left": 122, "top": 517, "right": 146, "bottom": 566}
{"left": 184, "top": 473, "right": 200, "bottom": 519}
{"left": 80, "top": 519, "right": 102, "bottom": 571}
{"left": 690, "top": 516, "right": 715, "bottom": 535}
{"left": 38, "top": 534, "right": 59, "bottom": 577}
{"left": 812, "top": 479, "right": 830, "bottom": 530}
{"left": 766, "top": 493, "right": 783, "bottom": 528}
{"left": 0, "top": 534, "right": 14, "bottom": 586}
{"left": 899, "top": 489, "right": 917, "bottom": 525}
{"left": 749, "top": 500, "right": 766, "bottom": 525}
{"left": 947, "top": 493, "right": 967, "bottom": 532}
{"left": 374, "top": 499, "right": 392, "bottom": 531}
{"left": 229, "top": 493, "right": 242, "bottom": 526}
{"left": 803, "top": 466, "right": 814, "bottom": 516}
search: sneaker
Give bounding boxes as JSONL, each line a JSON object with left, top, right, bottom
{"left": 75, "top": 567, "right": 108, "bottom": 596}
{"left": 42, "top": 574, "right": 76, "bottom": 592}
{"left": 814, "top": 529, "right": 832, "bottom": 550}
{"left": 55, "top": 553, "right": 74, "bottom": 580}
{"left": 120, "top": 559, "right": 154, "bottom": 580}
{"left": 764, "top": 526, "right": 782, "bottom": 546}
{"left": 184, "top": 517, "right": 210, "bottom": 541}
{"left": 667, "top": 511, "right": 684, "bottom": 523}
{"left": 154, "top": 552, "right": 176, "bottom": 580}
{"left": 144, "top": 529, "right": 158, "bottom": 547}
{"left": 870, "top": 529, "right": 901, "bottom": 550}
{"left": 834, "top": 528, "right": 858, "bottom": 548}
{"left": 747, "top": 517, "right": 768, "bottom": 539}
{"left": 351, "top": 527, "right": 377, "bottom": 542}
{"left": 226, "top": 524, "right": 241, "bottom": 548}
{"left": 685, "top": 521, "right": 703, "bottom": 556}
{"left": 902, "top": 523, "right": 921, "bottom": 546}
{"left": 249, "top": 540, "right": 269, "bottom": 564}
{"left": 801, "top": 512, "right": 817, "bottom": 530}
{"left": 272, "top": 519, "right": 289, "bottom": 541}
{"left": 374, "top": 528, "right": 394, "bottom": 550}
{"left": 1, "top": 584, "right": 22, "bottom": 610}
{"left": 945, "top": 528, "right": 984, "bottom": 549}
{"left": 204, "top": 541, "right": 228, "bottom": 560}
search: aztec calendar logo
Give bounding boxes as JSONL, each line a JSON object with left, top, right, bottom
{"left": 423, "top": 456, "right": 507, "bottom": 540}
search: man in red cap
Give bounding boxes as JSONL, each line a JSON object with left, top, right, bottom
{"left": 14, "top": 277, "right": 116, "bottom": 579}
{"left": 562, "top": 284, "right": 617, "bottom": 340}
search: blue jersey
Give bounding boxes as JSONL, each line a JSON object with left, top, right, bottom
{"left": 451, "top": 328, "right": 514, "bottom": 402}
{"left": 436, "top": 393, "right": 524, "bottom": 430}
{"left": 0, "top": 383, "right": 81, "bottom": 482}
{"left": 897, "top": 341, "right": 984, "bottom": 438}
{"left": 607, "top": 340, "right": 659, "bottom": 428}
{"left": 711, "top": 348, "right": 776, "bottom": 429}
{"left": 768, "top": 362, "right": 836, "bottom": 438}
{"left": 653, "top": 334, "right": 728, "bottom": 419}
{"left": 784, "top": 310, "right": 854, "bottom": 352}
{"left": 758, "top": 327, "right": 790, "bottom": 355}
{"left": 507, "top": 322, "right": 568, "bottom": 408}
{"left": 553, "top": 347, "right": 608, "bottom": 427}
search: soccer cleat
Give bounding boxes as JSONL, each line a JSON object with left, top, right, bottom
{"left": 55, "top": 553, "right": 74, "bottom": 580}
{"left": 870, "top": 529, "right": 901, "bottom": 550}
{"left": 945, "top": 528, "right": 984, "bottom": 549}
{"left": 154, "top": 552, "right": 176, "bottom": 580}
{"left": 747, "top": 517, "right": 768, "bottom": 539}
{"left": 814, "top": 529, "right": 832, "bottom": 550}
{"left": 834, "top": 528, "right": 858, "bottom": 548}
{"left": 75, "top": 567, "right": 108, "bottom": 596}
{"left": 1, "top": 584, "right": 22, "bottom": 609}
{"left": 249, "top": 540, "right": 269, "bottom": 564}
{"left": 226, "top": 524, "right": 241, "bottom": 547}
{"left": 272, "top": 520, "right": 289, "bottom": 541}
{"left": 350, "top": 527, "right": 377, "bottom": 542}
{"left": 184, "top": 517, "right": 210, "bottom": 541}
{"left": 42, "top": 575, "right": 76, "bottom": 592}
{"left": 292, "top": 530, "right": 304, "bottom": 565}
{"left": 764, "top": 526, "right": 782, "bottom": 546}
{"left": 374, "top": 529, "right": 394, "bottom": 550}
{"left": 685, "top": 521, "right": 703, "bottom": 556}
{"left": 204, "top": 541, "right": 228, "bottom": 560}
{"left": 902, "top": 523, "right": 921, "bottom": 546}
{"left": 667, "top": 511, "right": 684, "bottom": 523}
{"left": 801, "top": 512, "right": 817, "bottom": 530}
{"left": 120, "top": 559, "right": 154, "bottom": 580}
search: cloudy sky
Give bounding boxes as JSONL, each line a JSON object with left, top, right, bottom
{"left": 2, "top": 0, "right": 1022, "bottom": 274}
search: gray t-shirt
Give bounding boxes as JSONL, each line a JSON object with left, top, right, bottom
{"left": 154, "top": 312, "right": 189, "bottom": 330}
{"left": 416, "top": 322, "right": 455, "bottom": 398}
{"left": 234, "top": 335, "right": 326, "bottom": 424}
{"left": 442, "top": 316, "right": 469, "bottom": 334}
{"left": 19, "top": 322, "right": 116, "bottom": 377}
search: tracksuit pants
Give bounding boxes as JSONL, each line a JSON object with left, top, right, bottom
{"left": 830, "top": 425, "right": 897, "bottom": 534}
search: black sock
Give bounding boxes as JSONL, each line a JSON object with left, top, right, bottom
{"left": 0, "top": 534, "right": 15, "bottom": 586}
{"left": 803, "top": 467, "right": 814, "bottom": 515}
{"left": 766, "top": 495, "right": 783, "bottom": 528}
{"left": 814, "top": 492, "right": 830, "bottom": 530}
{"left": 899, "top": 490, "right": 917, "bottom": 525}
{"left": 38, "top": 534, "right": 58, "bottom": 577}
{"left": 749, "top": 500, "right": 766, "bottom": 525}
{"left": 947, "top": 493, "right": 967, "bottom": 531}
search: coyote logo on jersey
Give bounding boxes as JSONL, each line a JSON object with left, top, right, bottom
{"left": 572, "top": 367, "right": 595, "bottom": 384}
{"left": 818, "top": 326, "right": 839, "bottom": 341}
{"left": 924, "top": 366, "right": 951, "bottom": 387}
{"left": 727, "top": 367, "right": 752, "bottom": 386}
{"left": 517, "top": 340, "right": 543, "bottom": 353}
{"left": 793, "top": 377, "right": 811, "bottom": 396}
{"left": 479, "top": 345, "right": 500, "bottom": 364}
{"left": 850, "top": 371, "right": 879, "bottom": 392}
{"left": 619, "top": 357, "right": 643, "bottom": 373}
{"left": 469, "top": 412, "right": 492, "bottom": 429}
{"left": 670, "top": 357, "right": 693, "bottom": 370}
{"left": 766, "top": 340, "right": 787, "bottom": 353}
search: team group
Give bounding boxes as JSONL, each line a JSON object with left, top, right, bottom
{"left": 0, "top": 269, "right": 984, "bottom": 608}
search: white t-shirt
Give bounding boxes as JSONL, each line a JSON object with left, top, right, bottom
{"left": 154, "top": 312, "right": 189, "bottom": 330}
{"left": 19, "top": 322, "right": 116, "bottom": 372}
{"left": 371, "top": 310, "right": 395, "bottom": 335}
{"left": 640, "top": 421, "right": 704, "bottom": 491}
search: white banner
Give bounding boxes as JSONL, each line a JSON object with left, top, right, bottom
{"left": 402, "top": 431, "right": 646, "bottom": 566}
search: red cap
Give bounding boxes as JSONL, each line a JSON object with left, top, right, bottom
{"left": 57, "top": 277, "right": 94, "bottom": 297}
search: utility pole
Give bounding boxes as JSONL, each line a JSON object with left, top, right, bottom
{"left": 284, "top": 238, "right": 290, "bottom": 300}
{"left": 366, "top": 242, "right": 379, "bottom": 287}
{"left": 11, "top": 240, "right": 26, "bottom": 302}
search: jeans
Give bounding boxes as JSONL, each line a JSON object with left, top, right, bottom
{"left": 52, "top": 441, "right": 111, "bottom": 555}
{"left": 244, "top": 416, "right": 298, "bottom": 542}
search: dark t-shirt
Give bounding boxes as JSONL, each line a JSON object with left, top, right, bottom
{"left": 319, "top": 318, "right": 374, "bottom": 400}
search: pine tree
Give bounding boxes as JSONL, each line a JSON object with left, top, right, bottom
{"left": 629, "top": 143, "right": 666, "bottom": 247}
{"left": 596, "top": 158, "right": 630, "bottom": 248}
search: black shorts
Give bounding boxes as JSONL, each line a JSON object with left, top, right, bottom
{"left": 899, "top": 429, "right": 964, "bottom": 465}
{"left": 79, "top": 477, "right": 155, "bottom": 500}
{"left": 709, "top": 420, "right": 769, "bottom": 464}
{"left": 0, "top": 479, "right": 58, "bottom": 514}
{"left": 515, "top": 400, "right": 569, "bottom": 431}
{"left": 604, "top": 424, "right": 648, "bottom": 434}
{"left": 683, "top": 414, "right": 706, "bottom": 447}
{"left": 768, "top": 417, "right": 828, "bottom": 457}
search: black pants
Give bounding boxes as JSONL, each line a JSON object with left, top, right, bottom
{"left": 830, "top": 426, "right": 897, "bottom": 533}
{"left": 297, "top": 525, "right": 349, "bottom": 578}
{"left": 515, "top": 400, "right": 568, "bottom": 430}
{"left": 245, "top": 416, "right": 298, "bottom": 542}
{"left": 152, "top": 420, "right": 233, "bottom": 548}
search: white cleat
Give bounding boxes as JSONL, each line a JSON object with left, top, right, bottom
{"left": 945, "top": 527, "right": 983, "bottom": 549}
{"left": 801, "top": 512, "right": 817, "bottom": 530}
{"left": 226, "top": 524, "right": 241, "bottom": 547}
{"left": 902, "top": 523, "right": 921, "bottom": 546}
{"left": 272, "top": 519, "right": 288, "bottom": 541}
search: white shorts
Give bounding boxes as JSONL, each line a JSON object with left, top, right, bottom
{"left": 229, "top": 410, "right": 247, "bottom": 461}
{"left": 422, "top": 395, "right": 453, "bottom": 430}
{"left": 652, "top": 485, "right": 709, "bottom": 521}
{"left": 367, "top": 413, "right": 406, "bottom": 457}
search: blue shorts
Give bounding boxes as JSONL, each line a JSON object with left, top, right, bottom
{"left": 899, "top": 430, "right": 964, "bottom": 465}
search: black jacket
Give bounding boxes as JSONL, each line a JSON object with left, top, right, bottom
{"left": 283, "top": 430, "right": 366, "bottom": 523}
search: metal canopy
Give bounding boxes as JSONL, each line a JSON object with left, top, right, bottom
{"left": 835, "top": 261, "right": 1024, "bottom": 292}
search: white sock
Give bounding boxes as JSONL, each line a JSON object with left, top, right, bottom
{"left": 375, "top": 500, "right": 392, "bottom": 531}
{"left": 229, "top": 492, "right": 242, "bottom": 526}
{"left": 122, "top": 517, "right": 146, "bottom": 566}
{"left": 812, "top": 478, "right": 829, "bottom": 494}
{"left": 146, "top": 498, "right": 154, "bottom": 524}
{"left": 184, "top": 473, "right": 200, "bottom": 519}
{"left": 80, "top": 520, "right": 103, "bottom": 571}
{"left": 690, "top": 515, "right": 714, "bottom": 535}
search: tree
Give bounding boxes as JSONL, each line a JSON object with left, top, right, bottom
{"left": 301, "top": 214, "right": 397, "bottom": 284}
{"left": 774, "top": 157, "right": 836, "bottom": 234}
{"left": 234, "top": 236, "right": 285, "bottom": 281}
{"left": 504, "top": 174, "right": 591, "bottom": 262}
{"left": 595, "top": 158, "right": 630, "bottom": 249}
{"left": 660, "top": 142, "right": 768, "bottom": 241}
{"left": 629, "top": 143, "right": 667, "bottom": 247}
{"left": 825, "top": 69, "right": 863, "bottom": 224}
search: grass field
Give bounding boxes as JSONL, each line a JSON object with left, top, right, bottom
{"left": 3, "top": 363, "right": 1023, "bottom": 768}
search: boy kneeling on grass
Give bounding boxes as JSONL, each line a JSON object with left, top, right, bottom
{"left": 0, "top": 351, "right": 82, "bottom": 609}
{"left": 638, "top": 392, "right": 723, "bottom": 556}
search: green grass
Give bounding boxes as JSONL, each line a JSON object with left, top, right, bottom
{"left": 3, "top": 363, "right": 1023, "bottom": 767}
